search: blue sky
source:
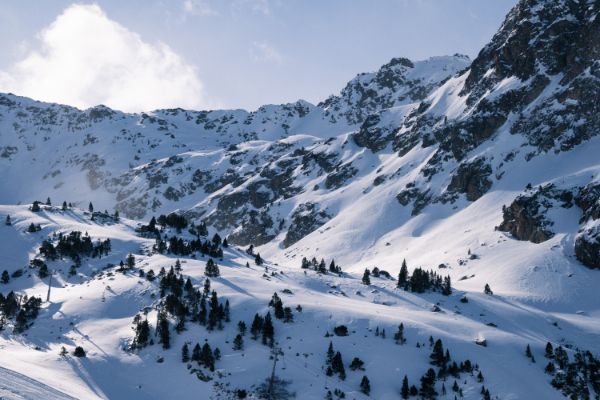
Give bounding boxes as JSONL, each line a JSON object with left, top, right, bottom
{"left": 0, "top": 0, "right": 517, "bottom": 111}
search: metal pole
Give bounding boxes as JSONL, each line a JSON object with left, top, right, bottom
{"left": 267, "top": 344, "right": 279, "bottom": 400}
{"left": 46, "top": 271, "right": 53, "bottom": 302}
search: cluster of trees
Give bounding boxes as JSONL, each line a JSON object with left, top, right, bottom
{"left": 326, "top": 342, "right": 347, "bottom": 380}
{"left": 326, "top": 342, "right": 372, "bottom": 395}
{"left": 39, "top": 231, "right": 111, "bottom": 265}
{"left": 300, "top": 257, "right": 342, "bottom": 274}
{"left": 0, "top": 292, "right": 42, "bottom": 333}
{"left": 27, "top": 223, "right": 42, "bottom": 233}
{"left": 131, "top": 266, "right": 232, "bottom": 351}
{"left": 181, "top": 342, "right": 220, "bottom": 371}
{"left": 245, "top": 245, "right": 263, "bottom": 266}
{"left": 544, "top": 342, "right": 600, "bottom": 398}
{"left": 396, "top": 260, "right": 451, "bottom": 295}
{"left": 268, "top": 292, "right": 294, "bottom": 323}
{"left": 153, "top": 234, "right": 224, "bottom": 258}
{"left": 250, "top": 312, "right": 275, "bottom": 347}
{"left": 204, "top": 258, "right": 220, "bottom": 277}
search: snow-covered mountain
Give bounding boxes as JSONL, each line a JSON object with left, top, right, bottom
{"left": 0, "top": 0, "right": 599, "bottom": 398}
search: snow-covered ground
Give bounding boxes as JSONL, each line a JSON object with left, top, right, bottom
{"left": 0, "top": 204, "right": 596, "bottom": 399}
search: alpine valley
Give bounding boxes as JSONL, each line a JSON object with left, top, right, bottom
{"left": 0, "top": 0, "right": 599, "bottom": 399}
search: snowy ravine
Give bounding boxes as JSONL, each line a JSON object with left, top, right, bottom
{"left": 0, "top": 0, "right": 599, "bottom": 398}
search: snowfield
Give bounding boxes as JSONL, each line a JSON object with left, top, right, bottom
{"left": 0, "top": 204, "right": 597, "bottom": 399}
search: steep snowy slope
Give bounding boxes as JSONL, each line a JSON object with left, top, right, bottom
{"left": 0, "top": 204, "right": 597, "bottom": 399}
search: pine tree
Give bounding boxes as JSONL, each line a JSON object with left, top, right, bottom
{"left": 301, "top": 257, "right": 309, "bottom": 269}
{"left": 181, "top": 343, "right": 190, "bottom": 362}
{"left": 4, "top": 215, "right": 11, "bottom": 226}
{"left": 331, "top": 351, "right": 346, "bottom": 380}
{"left": 477, "top": 371, "right": 484, "bottom": 382}
{"left": 192, "top": 343, "right": 201, "bottom": 362}
{"left": 442, "top": 275, "right": 452, "bottom": 296}
{"left": 262, "top": 312, "right": 274, "bottom": 347}
{"left": 526, "top": 344, "right": 535, "bottom": 363}
{"left": 430, "top": 339, "right": 446, "bottom": 366}
{"left": 484, "top": 283, "right": 493, "bottom": 295}
{"left": 452, "top": 380, "right": 459, "bottom": 392}
{"left": 46, "top": 197, "right": 52, "bottom": 206}
{"left": 255, "top": 253, "right": 263, "bottom": 266}
{"left": 201, "top": 343, "right": 215, "bottom": 371}
{"left": 349, "top": 357, "right": 365, "bottom": 371}
{"left": 1, "top": 271, "right": 9, "bottom": 284}
{"left": 545, "top": 342, "right": 554, "bottom": 359}
{"left": 318, "top": 259, "right": 327, "bottom": 273}
{"left": 233, "top": 334, "right": 244, "bottom": 350}
{"left": 222, "top": 238, "right": 228, "bottom": 247}
{"left": 88, "top": 202, "right": 94, "bottom": 213}
{"left": 401, "top": 375, "right": 410, "bottom": 399}
{"left": 199, "top": 297, "right": 207, "bottom": 325}
{"left": 420, "top": 368, "right": 437, "bottom": 399}
{"left": 224, "top": 300, "right": 230, "bottom": 322}
{"left": 394, "top": 323, "right": 406, "bottom": 344}
{"left": 62, "top": 201, "right": 67, "bottom": 211}
{"left": 251, "top": 313, "right": 264, "bottom": 340}
{"left": 156, "top": 312, "right": 170, "bottom": 349}
{"left": 270, "top": 293, "right": 285, "bottom": 319}
{"left": 126, "top": 253, "right": 135, "bottom": 269}
{"left": 204, "top": 258, "right": 220, "bottom": 277}
{"left": 360, "top": 375, "right": 370, "bottom": 396}
{"left": 362, "top": 269, "right": 371, "bottom": 285}
{"left": 398, "top": 259, "right": 408, "bottom": 288}
{"left": 283, "top": 307, "right": 293, "bottom": 323}
{"left": 238, "top": 320, "right": 247, "bottom": 336}
{"left": 326, "top": 341, "right": 335, "bottom": 366}
{"left": 31, "top": 201, "right": 41, "bottom": 212}
{"left": 133, "top": 319, "right": 150, "bottom": 348}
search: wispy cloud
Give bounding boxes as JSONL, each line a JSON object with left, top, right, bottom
{"left": 183, "top": 0, "right": 218, "bottom": 16}
{"left": 232, "top": 0, "right": 271, "bottom": 16}
{"left": 0, "top": 4, "right": 206, "bottom": 112}
{"left": 251, "top": 41, "right": 283, "bottom": 65}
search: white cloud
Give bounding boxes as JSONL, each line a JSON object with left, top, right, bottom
{"left": 183, "top": 0, "right": 218, "bottom": 16}
{"left": 251, "top": 41, "right": 283, "bottom": 65}
{"left": 0, "top": 4, "right": 206, "bottom": 112}
{"left": 231, "top": 0, "right": 270, "bottom": 16}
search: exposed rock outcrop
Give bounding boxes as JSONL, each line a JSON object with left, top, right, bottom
{"left": 283, "top": 203, "right": 330, "bottom": 248}
{"left": 447, "top": 158, "right": 493, "bottom": 201}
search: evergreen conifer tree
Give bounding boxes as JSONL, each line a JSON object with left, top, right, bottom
{"left": 401, "top": 375, "right": 410, "bottom": 399}
{"left": 362, "top": 269, "right": 371, "bottom": 285}
{"left": 484, "top": 283, "right": 493, "bottom": 295}
{"left": 204, "top": 258, "right": 220, "bottom": 277}
{"left": 398, "top": 259, "right": 408, "bottom": 288}
{"left": 262, "top": 312, "right": 274, "bottom": 347}
{"left": 156, "top": 312, "right": 170, "bottom": 349}
{"left": 545, "top": 342, "right": 554, "bottom": 359}
{"left": 430, "top": 339, "right": 446, "bottom": 366}
{"left": 251, "top": 314, "right": 264, "bottom": 340}
{"left": 233, "top": 334, "right": 244, "bottom": 350}
{"left": 181, "top": 343, "right": 190, "bottom": 362}
{"left": 360, "top": 376, "right": 370, "bottom": 395}
{"left": 331, "top": 351, "right": 346, "bottom": 380}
